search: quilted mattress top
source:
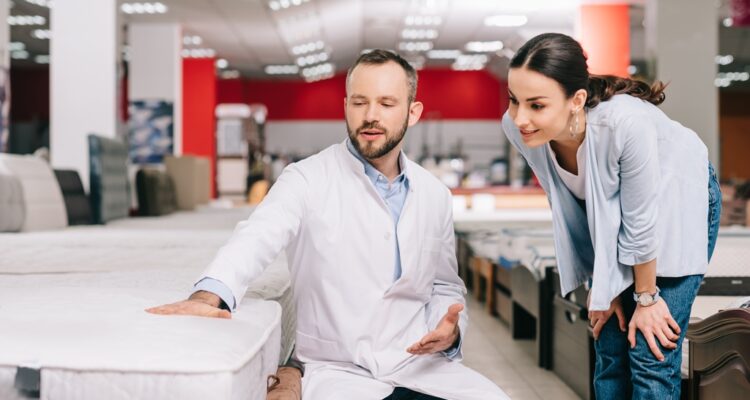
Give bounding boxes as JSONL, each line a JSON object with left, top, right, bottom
{"left": 0, "top": 286, "right": 281, "bottom": 373}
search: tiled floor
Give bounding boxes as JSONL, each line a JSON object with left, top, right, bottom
{"left": 461, "top": 296, "right": 582, "bottom": 400}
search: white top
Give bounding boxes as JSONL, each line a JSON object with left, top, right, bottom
{"left": 547, "top": 140, "right": 587, "bottom": 200}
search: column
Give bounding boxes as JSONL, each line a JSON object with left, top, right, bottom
{"left": 578, "top": 3, "right": 630, "bottom": 77}
{"left": 127, "top": 23, "right": 182, "bottom": 160}
{"left": 645, "top": 0, "right": 719, "bottom": 168}
{"left": 50, "top": 0, "right": 119, "bottom": 190}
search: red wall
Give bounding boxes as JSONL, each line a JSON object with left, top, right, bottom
{"left": 217, "top": 69, "right": 507, "bottom": 121}
{"left": 182, "top": 58, "right": 217, "bottom": 197}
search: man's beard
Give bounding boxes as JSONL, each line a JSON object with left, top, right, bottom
{"left": 347, "top": 116, "right": 409, "bottom": 160}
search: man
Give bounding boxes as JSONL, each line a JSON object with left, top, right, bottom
{"left": 147, "top": 50, "right": 508, "bottom": 400}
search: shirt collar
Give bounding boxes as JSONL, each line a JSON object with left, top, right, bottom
{"left": 345, "top": 138, "right": 407, "bottom": 184}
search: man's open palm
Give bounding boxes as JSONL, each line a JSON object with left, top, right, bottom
{"left": 406, "top": 303, "right": 463, "bottom": 355}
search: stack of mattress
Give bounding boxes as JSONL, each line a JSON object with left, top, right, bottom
{"left": 0, "top": 206, "right": 295, "bottom": 399}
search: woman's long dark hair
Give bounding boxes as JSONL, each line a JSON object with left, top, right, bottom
{"left": 510, "top": 33, "right": 666, "bottom": 108}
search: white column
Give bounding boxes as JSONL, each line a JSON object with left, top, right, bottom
{"left": 50, "top": 0, "right": 119, "bottom": 190}
{"left": 645, "top": 0, "right": 719, "bottom": 168}
{"left": 127, "top": 23, "right": 182, "bottom": 155}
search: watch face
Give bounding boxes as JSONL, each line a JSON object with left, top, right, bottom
{"left": 639, "top": 294, "right": 654, "bottom": 305}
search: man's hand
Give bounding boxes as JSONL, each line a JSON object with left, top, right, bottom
{"left": 406, "top": 303, "right": 463, "bottom": 355}
{"left": 628, "top": 298, "right": 680, "bottom": 362}
{"left": 145, "top": 291, "right": 231, "bottom": 319}
{"left": 588, "top": 295, "right": 627, "bottom": 340}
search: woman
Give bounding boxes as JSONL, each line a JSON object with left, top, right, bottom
{"left": 501, "top": 33, "right": 721, "bottom": 399}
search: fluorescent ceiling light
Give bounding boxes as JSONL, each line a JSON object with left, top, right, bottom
{"left": 484, "top": 15, "right": 528, "bottom": 27}
{"left": 427, "top": 49, "right": 461, "bottom": 59}
{"left": 265, "top": 65, "right": 300, "bottom": 75}
{"left": 11, "top": 50, "right": 29, "bottom": 60}
{"left": 399, "top": 41, "right": 433, "bottom": 52}
{"left": 31, "top": 29, "right": 51, "bottom": 40}
{"left": 465, "top": 41, "right": 503, "bottom": 52}
{"left": 405, "top": 15, "right": 442, "bottom": 26}
{"left": 121, "top": 2, "right": 168, "bottom": 15}
{"left": 183, "top": 36, "right": 203, "bottom": 46}
{"left": 8, "top": 15, "right": 46, "bottom": 26}
{"left": 269, "top": 0, "right": 310, "bottom": 11}
{"left": 401, "top": 29, "right": 439, "bottom": 40}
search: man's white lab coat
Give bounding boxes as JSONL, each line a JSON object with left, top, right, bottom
{"left": 199, "top": 140, "right": 507, "bottom": 399}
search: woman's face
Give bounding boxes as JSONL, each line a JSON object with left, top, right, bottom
{"left": 507, "top": 67, "right": 583, "bottom": 148}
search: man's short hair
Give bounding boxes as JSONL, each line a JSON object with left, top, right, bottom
{"left": 346, "top": 49, "right": 418, "bottom": 103}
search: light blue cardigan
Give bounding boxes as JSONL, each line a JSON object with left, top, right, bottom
{"left": 502, "top": 94, "right": 709, "bottom": 311}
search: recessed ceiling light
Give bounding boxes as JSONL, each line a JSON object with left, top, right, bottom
{"left": 465, "top": 41, "right": 504, "bottom": 52}
{"left": 401, "top": 29, "right": 439, "bottom": 40}
{"left": 265, "top": 65, "right": 300, "bottom": 75}
{"left": 484, "top": 15, "right": 528, "bottom": 27}
{"left": 427, "top": 49, "right": 462, "bottom": 59}
{"left": 121, "top": 2, "right": 168, "bottom": 15}
{"left": 31, "top": 29, "right": 51, "bottom": 40}
{"left": 399, "top": 41, "right": 433, "bottom": 52}
{"left": 216, "top": 59, "right": 229, "bottom": 69}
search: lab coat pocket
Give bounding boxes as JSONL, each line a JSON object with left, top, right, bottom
{"left": 295, "top": 330, "right": 342, "bottom": 361}
{"left": 415, "top": 238, "right": 441, "bottom": 296}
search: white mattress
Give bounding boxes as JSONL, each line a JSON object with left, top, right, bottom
{"left": 0, "top": 286, "right": 281, "bottom": 400}
{"left": 705, "top": 230, "right": 750, "bottom": 277}
{"left": 0, "top": 209, "right": 297, "bottom": 398}
{"left": 453, "top": 209, "right": 553, "bottom": 233}
{"left": 105, "top": 205, "right": 254, "bottom": 231}
{"left": 518, "top": 243, "right": 557, "bottom": 280}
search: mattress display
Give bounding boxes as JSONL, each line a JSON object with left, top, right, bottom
{"left": 88, "top": 134, "right": 130, "bottom": 224}
{"left": 135, "top": 168, "right": 177, "bottom": 216}
{"left": 106, "top": 206, "right": 254, "bottom": 231}
{"left": 497, "top": 228, "right": 554, "bottom": 268}
{"left": 0, "top": 153, "right": 67, "bottom": 231}
{"left": 0, "top": 286, "right": 281, "bottom": 400}
{"left": 0, "top": 171, "right": 24, "bottom": 232}
{"left": 518, "top": 243, "right": 557, "bottom": 281}
{"left": 452, "top": 209, "right": 553, "bottom": 232}
{"left": 701, "top": 229, "right": 750, "bottom": 295}
{"left": 0, "top": 223, "right": 296, "bottom": 367}
{"left": 53, "top": 169, "right": 93, "bottom": 226}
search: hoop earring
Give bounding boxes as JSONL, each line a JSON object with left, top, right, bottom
{"left": 569, "top": 110, "right": 579, "bottom": 138}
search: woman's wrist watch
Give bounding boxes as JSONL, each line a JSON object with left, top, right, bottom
{"left": 633, "top": 286, "right": 661, "bottom": 307}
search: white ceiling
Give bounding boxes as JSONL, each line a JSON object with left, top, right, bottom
{"left": 8, "top": 0, "right": 749, "bottom": 85}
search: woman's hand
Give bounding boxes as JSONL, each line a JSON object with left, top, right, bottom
{"left": 628, "top": 298, "right": 680, "bottom": 361}
{"left": 588, "top": 295, "right": 627, "bottom": 340}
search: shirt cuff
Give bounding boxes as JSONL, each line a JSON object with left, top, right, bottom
{"left": 442, "top": 331, "right": 462, "bottom": 359}
{"left": 193, "top": 277, "right": 236, "bottom": 311}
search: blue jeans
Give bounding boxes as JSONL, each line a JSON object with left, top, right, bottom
{"left": 593, "top": 163, "right": 722, "bottom": 400}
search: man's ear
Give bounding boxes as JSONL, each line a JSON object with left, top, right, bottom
{"left": 408, "top": 101, "right": 424, "bottom": 127}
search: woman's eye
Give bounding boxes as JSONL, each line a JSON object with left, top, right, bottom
{"left": 531, "top": 103, "right": 545, "bottom": 110}
{"left": 509, "top": 97, "right": 518, "bottom": 105}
